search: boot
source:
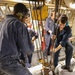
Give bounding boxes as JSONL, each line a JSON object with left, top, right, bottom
{"left": 61, "top": 65, "right": 73, "bottom": 72}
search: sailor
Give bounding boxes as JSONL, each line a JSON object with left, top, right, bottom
{"left": 53, "top": 15, "right": 73, "bottom": 72}
{"left": 0, "top": 3, "right": 34, "bottom": 75}
{"left": 44, "top": 10, "right": 55, "bottom": 56}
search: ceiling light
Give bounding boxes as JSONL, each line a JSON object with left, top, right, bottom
{"left": 60, "top": 6, "right": 66, "bottom": 10}
{"left": 69, "top": 3, "right": 75, "bottom": 9}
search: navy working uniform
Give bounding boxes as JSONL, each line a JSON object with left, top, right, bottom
{"left": 0, "top": 15, "right": 34, "bottom": 75}
{"left": 44, "top": 17, "right": 54, "bottom": 55}
{"left": 53, "top": 25, "right": 73, "bottom": 67}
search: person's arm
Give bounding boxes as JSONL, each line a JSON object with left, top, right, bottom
{"left": 68, "top": 37, "right": 75, "bottom": 41}
{"left": 54, "top": 44, "right": 62, "bottom": 52}
{"left": 45, "top": 18, "right": 52, "bottom": 34}
{"left": 28, "top": 29, "right": 38, "bottom": 41}
{"left": 16, "top": 21, "right": 34, "bottom": 56}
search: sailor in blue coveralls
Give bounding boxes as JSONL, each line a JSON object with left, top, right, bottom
{"left": 0, "top": 3, "right": 34, "bottom": 75}
{"left": 53, "top": 15, "right": 73, "bottom": 72}
{"left": 44, "top": 10, "right": 55, "bottom": 56}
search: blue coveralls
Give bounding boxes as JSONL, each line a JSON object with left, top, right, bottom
{"left": 44, "top": 17, "right": 54, "bottom": 55}
{"left": 0, "top": 15, "right": 34, "bottom": 75}
{"left": 54, "top": 26, "right": 73, "bottom": 67}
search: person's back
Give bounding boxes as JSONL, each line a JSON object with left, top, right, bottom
{"left": 0, "top": 16, "right": 18, "bottom": 59}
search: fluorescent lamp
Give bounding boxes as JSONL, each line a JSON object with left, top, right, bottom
{"left": 45, "top": 0, "right": 51, "bottom": 2}
{"left": 60, "top": 6, "right": 66, "bottom": 10}
{"left": 69, "top": 3, "right": 75, "bottom": 9}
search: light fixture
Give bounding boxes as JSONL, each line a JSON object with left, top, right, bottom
{"left": 45, "top": 0, "right": 51, "bottom": 3}
{"left": 60, "top": 6, "right": 66, "bottom": 10}
{"left": 69, "top": 3, "right": 75, "bottom": 9}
